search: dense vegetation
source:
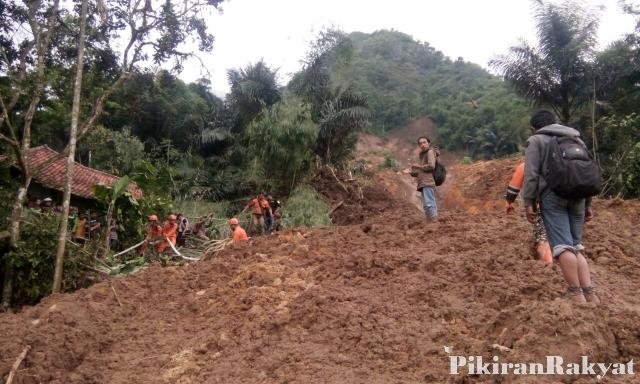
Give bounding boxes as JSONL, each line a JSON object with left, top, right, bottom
{"left": 331, "top": 30, "right": 532, "bottom": 158}
{"left": 491, "top": 0, "right": 640, "bottom": 198}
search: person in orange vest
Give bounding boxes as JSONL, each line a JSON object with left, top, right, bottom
{"left": 241, "top": 193, "right": 268, "bottom": 235}
{"left": 140, "top": 214, "right": 163, "bottom": 255}
{"left": 506, "top": 162, "right": 553, "bottom": 264}
{"left": 261, "top": 194, "right": 274, "bottom": 233}
{"left": 228, "top": 218, "right": 248, "bottom": 244}
{"left": 157, "top": 214, "right": 178, "bottom": 254}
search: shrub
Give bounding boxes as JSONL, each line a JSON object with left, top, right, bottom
{"left": 3, "top": 211, "right": 95, "bottom": 306}
{"left": 379, "top": 154, "right": 399, "bottom": 170}
{"left": 281, "top": 186, "right": 331, "bottom": 228}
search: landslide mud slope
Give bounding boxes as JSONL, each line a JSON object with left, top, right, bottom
{"left": 2, "top": 126, "right": 639, "bottom": 383}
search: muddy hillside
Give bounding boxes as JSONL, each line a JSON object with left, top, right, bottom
{"left": 2, "top": 122, "right": 639, "bottom": 383}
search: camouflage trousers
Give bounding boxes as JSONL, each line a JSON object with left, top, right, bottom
{"left": 533, "top": 212, "right": 548, "bottom": 243}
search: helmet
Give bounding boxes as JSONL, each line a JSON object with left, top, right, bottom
{"left": 148, "top": 214, "right": 158, "bottom": 221}
{"left": 228, "top": 218, "right": 239, "bottom": 225}
{"left": 168, "top": 214, "right": 177, "bottom": 221}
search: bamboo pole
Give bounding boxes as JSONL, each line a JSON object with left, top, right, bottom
{"left": 113, "top": 240, "right": 146, "bottom": 258}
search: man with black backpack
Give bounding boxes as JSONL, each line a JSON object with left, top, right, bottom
{"left": 523, "top": 110, "right": 601, "bottom": 304}
{"left": 405, "top": 136, "right": 444, "bottom": 222}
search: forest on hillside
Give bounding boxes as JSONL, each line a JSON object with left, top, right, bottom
{"left": 1, "top": 0, "right": 640, "bottom": 307}
{"left": 333, "top": 30, "right": 532, "bottom": 159}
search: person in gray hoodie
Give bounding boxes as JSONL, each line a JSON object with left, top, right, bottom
{"left": 523, "top": 109, "right": 599, "bottom": 304}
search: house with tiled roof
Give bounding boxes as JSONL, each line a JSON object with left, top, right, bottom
{"left": 1, "top": 145, "right": 143, "bottom": 207}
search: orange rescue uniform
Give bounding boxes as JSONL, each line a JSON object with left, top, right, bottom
{"left": 157, "top": 221, "right": 178, "bottom": 253}
{"left": 232, "top": 226, "right": 249, "bottom": 243}
{"left": 140, "top": 223, "right": 163, "bottom": 254}
{"left": 246, "top": 198, "right": 263, "bottom": 215}
{"left": 506, "top": 162, "right": 525, "bottom": 202}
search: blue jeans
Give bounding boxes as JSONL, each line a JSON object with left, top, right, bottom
{"left": 420, "top": 187, "right": 437, "bottom": 220}
{"left": 539, "top": 190, "right": 586, "bottom": 259}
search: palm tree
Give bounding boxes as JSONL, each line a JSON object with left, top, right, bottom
{"left": 490, "top": 0, "right": 600, "bottom": 124}
{"left": 316, "top": 86, "right": 370, "bottom": 165}
{"left": 226, "top": 60, "right": 281, "bottom": 132}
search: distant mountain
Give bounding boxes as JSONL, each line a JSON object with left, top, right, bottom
{"left": 331, "top": 30, "right": 531, "bottom": 158}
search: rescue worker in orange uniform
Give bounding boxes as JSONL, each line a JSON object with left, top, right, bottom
{"left": 157, "top": 214, "right": 178, "bottom": 254}
{"left": 140, "top": 214, "right": 163, "bottom": 255}
{"left": 241, "top": 193, "right": 270, "bottom": 235}
{"left": 228, "top": 218, "right": 249, "bottom": 244}
{"left": 506, "top": 162, "right": 553, "bottom": 264}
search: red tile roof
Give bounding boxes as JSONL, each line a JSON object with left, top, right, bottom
{"left": 20, "top": 145, "right": 143, "bottom": 200}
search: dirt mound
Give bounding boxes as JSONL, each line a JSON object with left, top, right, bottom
{"left": 2, "top": 199, "right": 639, "bottom": 383}
{"left": 438, "top": 156, "right": 523, "bottom": 214}
{"left": 311, "top": 168, "right": 410, "bottom": 225}
{"left": 2, "top": 132, "right": 640, "bottom": 383}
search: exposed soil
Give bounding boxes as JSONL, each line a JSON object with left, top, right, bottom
{"left": 311, "top": 167, "right": 408, "bottom": 226}
{"left": 2, "top": 118, "right": 639, "bottom": 383}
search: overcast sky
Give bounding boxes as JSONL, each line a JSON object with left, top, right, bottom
{"left": 180, "top": 0, "right": 638, "bottom": 97}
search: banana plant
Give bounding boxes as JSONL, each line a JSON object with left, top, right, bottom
{"left": 93, "top": 176, "right": 131, "bottom": 257}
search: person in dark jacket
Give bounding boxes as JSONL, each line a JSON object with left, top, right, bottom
{"left": 523, "top": 110, "right": 598, "bottom": 304}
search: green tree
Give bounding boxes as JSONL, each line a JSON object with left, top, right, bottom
{"left": 247, "top": 96, "right": 317, "bottom": 192}
{"left": 227, "top": 60, "right": 281, "bottom": 132}
{"left": 0, "top": 0, "right": 224, "bottom": 307}
{"left": 77, "top": 125, "right": 146, "bottom": 175}
{"left": 315, "top": 86, "right": 370, "bottom": 166}
{"left": 290, "top": 29, "right": 370, "bottom": 166}
{"left": 93, "top": 176, "right": 131, "bottom": 257}
{"left": 490, "top": 0, "right": 600, "bottom": 124}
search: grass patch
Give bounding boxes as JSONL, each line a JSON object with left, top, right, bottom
{"left": 379, "top": 154, "right": 400, "bottom": 171}
{"left": 282, "top": 186, "right": 331, "bottom": 229}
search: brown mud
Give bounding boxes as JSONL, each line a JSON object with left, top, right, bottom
{"left": 2, "top": 118, "right": 639, "bottom": 383}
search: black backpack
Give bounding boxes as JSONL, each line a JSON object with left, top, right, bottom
{"left": 431, "top": 151, "right": 446, "bottom": 186}
{"left": 538, "top": 134, "right": 601, "bottom": 199}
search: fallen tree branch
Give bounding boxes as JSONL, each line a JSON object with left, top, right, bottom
{"left": 78, "top": 262, "right": 111, "bottom": 275}
{"left": 6, "top": 345, "right": 31, "bottom": 384}
{"left": 327, "top": 165, "right": 348, "bottom": 193}
{"left": 329, "top": 200, "right": 344, "bottom": 215}
{"left": 66, "top": 239, "right": 92, "bottom": 256}
{"left": 109, "top": 283, "right": 122, "bottom": 307}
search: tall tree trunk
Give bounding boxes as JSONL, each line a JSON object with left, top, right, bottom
{"left": 1, "top": 179, "right": 31, "bottom": 309}
{"left": 2, "top": 0, "right": 60, "bottom": 308}
{"left": 52, "top": 0, "right": 88, "bottom": 293}
{"left": 103, "top": 202, "right": 114, "bottom": 258}
{"left": 591, "top": 78, "right": 599, "bottom": 165}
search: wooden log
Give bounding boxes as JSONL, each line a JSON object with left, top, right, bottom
{"left": 6, "top": 345, "right": 31, "bottom": 384}
{"left": 109, "top": 283, "right": 122, "bottom": 307}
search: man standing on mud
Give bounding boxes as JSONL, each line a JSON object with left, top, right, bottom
{"left": 523, "top": 110, "right": 599, "bottom": 304}
{"left": 407, "top": 136, "right": 438, "bottom": 221}
{"left": 241, "top": 193, "right": 267, "bottom": 235}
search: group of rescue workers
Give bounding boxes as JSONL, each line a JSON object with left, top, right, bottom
{"left": 139, "top": 214, "right": 179, "bottom": 255}
{"left": 227, "top": 192, "right": 282, "bottom": 245}
{"left": 139, "top": 193, "right": 282, "bottom": 255}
